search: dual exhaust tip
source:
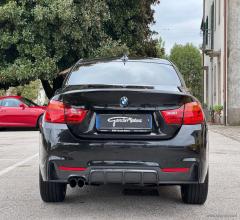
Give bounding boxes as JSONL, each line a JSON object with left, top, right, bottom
{"left": 68, "top": 177, "right": 85, "bottom": 188}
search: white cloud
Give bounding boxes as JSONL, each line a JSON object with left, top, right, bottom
{"left": 152, "top": 0, "right": 203, "bottom": 54}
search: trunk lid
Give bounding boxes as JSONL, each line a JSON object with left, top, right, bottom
{"left": 62, "top": 85, "right": 193, "bottom": 140}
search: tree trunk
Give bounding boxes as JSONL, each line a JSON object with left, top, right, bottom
{"left": 41, "top": 79, "right": 54, "bottom": 99}
{"left": 41, "top": 76, "right": 65, "bottom": 99}
{"left": 53, "top": 76, "right": 64, "bottom": 93}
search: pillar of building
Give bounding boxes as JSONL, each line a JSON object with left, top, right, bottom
{"left": 227, "top": 0, "right": 240, "bottom": 125}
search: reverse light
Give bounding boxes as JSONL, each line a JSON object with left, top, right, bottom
{"left": 44, "top": 100, "right": 88, "bottom": 124}
{"left": 161, "top": 102, "right": 204, "bottom": 125}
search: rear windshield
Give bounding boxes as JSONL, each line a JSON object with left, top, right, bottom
{"left": 67, "top": 61, "right": 181, "bottom": 86}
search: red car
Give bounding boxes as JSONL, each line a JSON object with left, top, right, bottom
{"left": 0, "top": 96, "right": 46, "bottom": 128}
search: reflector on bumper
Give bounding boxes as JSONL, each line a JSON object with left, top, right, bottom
{"left": 58, "top": 166, "right": 87, "bottom": 171}
{"left": 161, "top": 168, "right": 190, "bottom": 173}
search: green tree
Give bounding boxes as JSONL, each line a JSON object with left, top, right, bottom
{"left": 105, "top": 0, "right": 160, "bottom": 57}
{"left": 0, "top": 0, "right": 160, "bottom": 99}
{"left": 169, "top": 43, "right": 203, "bottom": 102}
{"left": 0, "top": 0, "right": 120, "bottom": 98}
{"left": 155, "top": 37, "right": 166, "bottom": 58}
{"left": 92, "top": 40, "right": 129, "bottom": 58}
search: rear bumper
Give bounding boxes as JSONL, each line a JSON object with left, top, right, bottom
{"left": 39, "top": 123, "right": 208, "bottom": 185}
{"left": 47, "top": 166, "right": 199, "bottom": 185}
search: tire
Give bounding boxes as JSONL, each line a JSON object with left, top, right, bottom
{"left": 37, "top": 115, "right": 43, "bottom": 129}
{"left": 181, "top": 172, "right": 208, "bottom": 205}
{"left": 39, "top": 170, "right": 67, "bottom": 203}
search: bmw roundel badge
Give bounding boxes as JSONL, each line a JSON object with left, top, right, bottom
{"left": 120, "top": 96, "right": 128, "bottom": 107}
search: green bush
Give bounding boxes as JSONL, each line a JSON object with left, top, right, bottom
{"left": 8, "top": 80, "right": 40, "bottom": 101}
{"left": 0, "top": 90, "right": 6, "bottom": 96}
{"left": 213, "top": 105, "right": 224, "bottom": 115}
{"left": 212, "top": 105, "right": 224, "bottom": 124}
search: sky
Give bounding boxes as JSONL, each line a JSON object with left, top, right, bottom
{"left": 152, "top": 0, "right": 203, "bottom": 54}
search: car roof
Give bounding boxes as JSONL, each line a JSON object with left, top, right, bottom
{"left": 122, "top": 57, "right": 172, "bottom": 65}
{"left": 128, "top": 58, "right": 172, "bottom": 65}
{"left": 0, "top": 96, "right": 22, "bottom": 100}
{"left": 78, "top": 57, "right": 172, "bottom": 66}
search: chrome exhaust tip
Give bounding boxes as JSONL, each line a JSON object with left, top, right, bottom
{"left": 77, "top": 178, "right": 85, "bottom": 188}
{"left": 69, "top": 177, "right": 77, "bottom": 188}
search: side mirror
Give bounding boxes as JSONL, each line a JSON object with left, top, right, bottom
{"left": 19, "top": 103, "right": 26, "bottom": 109}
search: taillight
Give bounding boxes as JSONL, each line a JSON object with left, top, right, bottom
{"left": 64, "top": 106, "right": 88, "bottom": 124}
{"left": 45, "top": 100, "right": 88, "bottom": 124}
{"left": 161, "top": 102, "right": 204, "bottom": 125}
{"left": 161, "top": 106, "right": 184, "bottom": 125}
{"left": 183, "top": 102, "right": 204, "bottom": 125}
{"left": 45, "top": 100, "right": 65, "bottom": 123}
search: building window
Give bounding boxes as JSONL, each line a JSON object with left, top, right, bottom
{"left": 205, "top": 17, "right": 209, "bottom": 46}
{"left": 211, "top": 3, "right": 215, "bottom": 49}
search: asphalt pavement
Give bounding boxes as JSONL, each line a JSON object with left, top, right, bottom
{"left": 0, "top": 129, "right": 239, "bottom": 220}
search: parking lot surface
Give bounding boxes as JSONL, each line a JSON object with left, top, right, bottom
{"left": 0, "top": 129, "right": 239, "bottom": 220}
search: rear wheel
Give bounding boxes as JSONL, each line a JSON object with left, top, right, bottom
{"left": 39, "top": 170, "right": 67, "bottom": 202}
{"left": 37, "top": 115, "right": 43, "bottom": 129}
{"left": 181, "top": 172, "right": 208, "bottom": 205}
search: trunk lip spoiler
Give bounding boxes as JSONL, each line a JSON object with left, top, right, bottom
{"left": 61, "top": 84, "right": 183, "bottom": 94}
{"left": 61, "top": 88, "right": 186, "bottom": 96}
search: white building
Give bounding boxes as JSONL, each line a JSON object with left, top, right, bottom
{"left": 202, "top": 0, "right": 240, "bottom": 125}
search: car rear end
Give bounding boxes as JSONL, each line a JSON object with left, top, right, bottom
{"left": 39, "top": 58, "right": 208, "bottom": 204}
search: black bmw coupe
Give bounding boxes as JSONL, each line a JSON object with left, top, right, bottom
{"left": 39, "top": 57, "right": 208, "bottom": 204}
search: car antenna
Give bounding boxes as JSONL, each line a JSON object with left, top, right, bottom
{"left": 121, "top": 54, "right": 128, "bottom": 65}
